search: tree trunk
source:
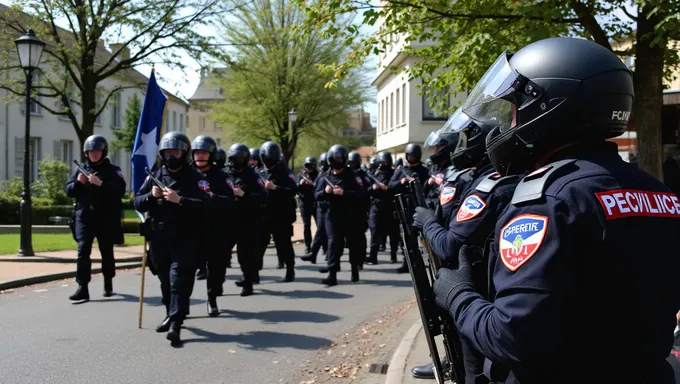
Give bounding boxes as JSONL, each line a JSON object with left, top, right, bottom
{"left": 633, "top": 7, "right": 666, "bottom": 179}
{"left": 79, "top": 84, "right": 97, "bottom": 162}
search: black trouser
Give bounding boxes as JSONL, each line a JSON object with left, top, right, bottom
{"left": 325, "top": 213, "right": 350, "bottom": 272}
{"left": 347, "top": 219, "right": 366, "bottom": 268}
{"left": 299, "top": 200, "right": 316, "bottom": 250}
{"left": 255, "top": 216, "right": 271, "bottom": 270}
{"left": 75, "top": 218, "right": 115, "bottom": 285}
{"left": 308, "top": 205, "right": 328, "bottom": 260}
{"left": 269, "top": 221, "right": 296, "bottom": 269}
{"left": 236, "top": 226, "right": 260, "bottom": 286}
{"left": 206, "top": 231, "right": 235, "bottom": 298}
{"left": 368, "top": 203, "right": 399, "bottom": 260}
{"left": 150, "top": 232, "right": 197, "bottom": 326}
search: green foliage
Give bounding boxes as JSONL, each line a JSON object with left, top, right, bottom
{"left": 0, "top": 195, "right": 73, "bottom": 225}
{"left": 0, "top": 177, "right": 23, "bottom": 198}
{"left": 33, "top": 155, "right": 71, "bottom": 205}
{"left": 211, "top": 0, "right": 372, "bottom": 162}
{"left": 112, "top": 93, "right": 142, "bottom": 152}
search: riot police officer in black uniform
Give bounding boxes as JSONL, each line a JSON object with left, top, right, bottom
{"left": 297, "top": 156, "right": 319, "bottom": 254}
{"left": 191, "top": 135, "right": 235, "bottom": 317}
{"left": 134, "top": 132, "right": 209, "bottom": 346}
{"left": 249, "top": 147, "right": 262, "bottom": 169}
{"left": 215, "top": 147, "right": 227, "bottom": 169}
{"left": 423, "top": 127, "right": 458, "bottom": 209}
{"left": 348, "top": 151, "right": 370, "bottom": 271}
{"left": 433, "top": 37, "right": 680, "bottom": 383}
{"left": 302, "top": 152, "right": 330, "bottom": 263}
{"left": 64, "top": 135, "right": 126, "bottom": 303}
{"left": 258, "top": 141, "right": 298, "bottom": 282}
{"left": 315, "top": 145, "right": 365, "bottom": 285}
{"left": 227, "top": 143, "right": 267, "bottom": 296}
{"left": 368, "top": 156, "right": 378, "bottom": 175}
{"left": 389, "top": 143, "right": 430, "bottom": 273}
{"left": 366, "top": 151, "right": 399, "bottom": 265}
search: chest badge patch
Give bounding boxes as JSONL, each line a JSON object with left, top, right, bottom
{"left": 198, "top": 179, "right": 211, "bottom": 192}
{"left": 355, "top": 176, "right": 363, "bottom": 186}
{"left": 499, "top": 214, "right": 548, "bottom": 271}
{"left": 435, "top": 173, "right": 445, "bottom": 185}
{"left": 456, "top": 194, "right": 487, "bottom": 222}
{"left": 439, "top": 186, "right": 456, "bottom": 206}
{"left": 256, "top": 177, "right": 265, "bottom": 187}
{"left": 288, "top": 173, "right": 295, "bottom": 182}
{"left": 225, "top": 178, "right": 234, "bottom": 189}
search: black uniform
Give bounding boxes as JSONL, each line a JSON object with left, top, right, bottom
{"left": 64, "top": 158, "right": 125, "bottom": 287}
{"left": 134, "top": 166, "right": 209, "bottom": 328}
{"left": 423, "top": 163, "right": 449, "bottom": 209}
{"left": 304, "top": 171, "right": 330, "bottom": 262}
{"left": 367, "top": 166, "right": 399, "bottom": 263}
{"left": 315, "top": 169, "right": 365, "bottom": 274}
{"left": 350, "top": 168, "right": 371, "bottom": 268}
{"left": 297, "top": 170, "right": 319, "bottom": 251}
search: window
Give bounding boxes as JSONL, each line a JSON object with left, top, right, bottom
{"left": 166, "top": 113, "right": 171, "bottom": 132}
{"left": 402, "top": 84, "right": 406, "bottom": 123}
{"left": 61, "top": 140, "right": 73, "bottom": 164}
{"left": 422, "top": 85, "right": 449, "bottom": 121}
{"left": 396, "top": 89, "right": 400, "bottom": 126}
{"left": 179, "top": 113, "right": 184, "bottom": 133}
{"left": 29, "top": 137, "right": 41, "bottom": 182}
{"left": 216, "top": 138, "right": 221, "bottom": 146}
{"left": 29, "top": 74, "right": 41, "bottom": 115}
{"left": 173, "top": 111, "right": 177, "bottom": 132}
{"left": 390, "top": 93, "right": 394, "bottom": 129}
{"left": 94, "top": 91, "right": 102, "bottom": 124}
{"left": 200, "top": 117, "right": 206, "bottom": 132}
{"left": 111, "top": 92, "right": 121, "bottom": 127}
{"left": 186, "top": 113, "right": 189, "bottom": 128}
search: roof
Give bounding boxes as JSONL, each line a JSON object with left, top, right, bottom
{"left": 353, "top": 146, "right": 376, "bottom": 159}
{"left": 189, "top": 68, "right": 228, "bottom": 101}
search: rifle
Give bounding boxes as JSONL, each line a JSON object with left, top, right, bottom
{"left": 144, "top": 167, "right": 172, "bottom": 192}
{"left": 408, "top": 178, "right": 441, "bottom": 275}
{"left": 73, "top": 160, "right": 92, "bottom": 177}
{"left": 394, "top": 193, "right": 465, "bottom": 384}
{"left": 300, "top": 171, "right": 313, "bottom": 184}
{"left": 321, "top": 174, "right": 336, "bottom": 189}
{"left": 365, "top": 172, "right": 388, "bottom": 190}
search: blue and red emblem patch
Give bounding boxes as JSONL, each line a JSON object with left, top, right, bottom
{"left": 288, "top": 173, "right": 295, "bottom": 182}
{"left": 116, "top": 169, "right": 125, "bottom": 179}
{"left": 198, "top": 179, "right": 211, "bottom": 192}
{"left": 355, "top": 176, "right": 363, "bottom": 186}
{"left": 226, "top": 178, "right": 234, "bottom": 189}
{"left": 499, "top": 214, "right": 548, "bottom": 271}
{"left": 256, "top": 177, "right": 265, "bottom": 187}
{"left": 456, "top": 194, "right": 487, "bottom": 222}
{"left": 439, "top": 186, "right": 456, "bottom": 206}
{"left": 435, "top": 173, "right": 445, "bottom": 185}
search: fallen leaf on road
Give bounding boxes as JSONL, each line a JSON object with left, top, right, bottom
{"left": 323, "top": 367, "right": 330, "bottom": 372}
{"left": 228, "top": 349, "right": 236, "bottom": 354}
{"left": 273, "top": 361, "right": 279, "bottom": 364}
{"left": 379, "top": 344, "right": 386, "bottom": 348}
{"left": 61, "top": 284, "right": 69, "bottom": 287}
{"left": 33, "top": 289, "right": 48, "bottom": 293}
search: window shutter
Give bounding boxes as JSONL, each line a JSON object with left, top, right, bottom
{"left": 14, "top": 137, "right": 24, "bottom": 177}
{"left": 53, "top": 140, "right": 62, "bottom": 162}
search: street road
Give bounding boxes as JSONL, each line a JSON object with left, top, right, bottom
{"left": 0, "top": 246, "right": 414, "bottom": 384}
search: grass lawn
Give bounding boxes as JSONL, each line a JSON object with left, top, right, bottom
{"left": 123, "top": 210, "right": 141, "bottom": 219}
{"left": 0, "top": 233, "right": 145, "bottom": 254}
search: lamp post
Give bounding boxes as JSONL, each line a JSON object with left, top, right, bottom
{"left": 15, "top": 29, "right": 45, "bottom": 257}
{"left": 288, "top": 108, "right": 298, "bottom": 170}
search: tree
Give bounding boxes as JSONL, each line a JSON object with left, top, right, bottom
{"left": 295, "top": 0, "right": 680, "bottom": 179}
{"left": 0, "top": 0, "right": 229, "bottom": 160}
{"left": 112, "top": 93, "right": 142, "bottom": 153}
{"left": 211, "top": 0, "right": 372, "bottom": 163}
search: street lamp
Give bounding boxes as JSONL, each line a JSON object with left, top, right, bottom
{"left": 288, "top": 108, "right": 298, "bottom": 170}
{"left": 15, "top": 29, "right": 45, "bottom": 257}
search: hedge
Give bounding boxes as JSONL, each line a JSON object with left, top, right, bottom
{"left": 0, "top": 196, "right": 73, "bottom": 225}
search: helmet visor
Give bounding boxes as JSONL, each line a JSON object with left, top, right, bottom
{"left": 424, "top": 129, "right": 448, "bottom": 149}
{"left": 440, "top": 107, "right": 474, "bottom": 134}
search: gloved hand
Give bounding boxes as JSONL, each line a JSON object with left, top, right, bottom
{"left": 433, "top": 245, "right": 480, "bottom": 311}
{"left": 412, "top": 206, "right": 435, "bottom": 229}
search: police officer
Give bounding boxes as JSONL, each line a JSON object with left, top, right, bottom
{"left": 297, "top": 156, "right": 319, "bottom": 254}
{"left": 258, "top": 141, "right": 297, "bottom": 282}
{"left": 348, "top": 151, "right": 371, "bottom": 271}
{"left": 134, "top": 131, "right": 209, "bottom": 346}
{"left": 395, "top": 157, "right": 404, "bottom": 169}
{"left": 215, "top": 147, "right": 227, "bottom": 169}
{"left": 410, "top": 108, "right": 522, "bottom": 382}
{"left": 315, "top": 145, "right": 365, "bottom": 285}
{"left": 366, "top": 151, "right": 400, "bottom": 265}
{"left": 422, "top": 127, "right": 458, "bottom": 209}
{"left": 226, "top": 143, "right": 267, "bottom": 296}
{"left": 433, "top": 37, "right": 680, "bottom": 383}
{"left": 424, "top": 157, "right": 433, "bottom": 170}
{"left": 302, "top": 152, "right": 330, "bottom": 263}
{"left": 64, "top": 135, "right": 126, "bottom": 303}
{"left": 191, "top": 135, "right": 235, "bottom": 317}
{"left": 368, "top": 156, "right": 378, "bottom": 175}
{"left": 389, "top": 143, "right": 430, "bottom": 273}
{"left": 249, "top": 147, "right": 262, "bottom": 169}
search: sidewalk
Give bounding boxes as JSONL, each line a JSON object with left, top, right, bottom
{"left": 0, "top": 218, "right": 311, "bottom": 291}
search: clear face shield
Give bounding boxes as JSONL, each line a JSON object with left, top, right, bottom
{"left": 461, "top": 50, "right": 543, "bottom": 134}
{"left": 424, "top": 129, "right": 447, "bottom": 150}
{"left": 441, "top": 107, "right": 475, "bottom": 157}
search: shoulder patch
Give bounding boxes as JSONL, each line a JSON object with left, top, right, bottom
{"left": 198, "top": 179, "right": 211, "bottom": 192}
{"left": 439, "top": 186, "right": 456, "bottom": 206}
{"left": 447, "top": 168, "right": 473, "bottom": 183}
{"left": 476, "top": 173, "right": 519, "bottom": 193}
{"left": 435, "top": 173, "right": 445, "bottom": 185}
{"left": 225, "top": 177, "right": 234, "bottom": 189}
{"left": 355, "top": 176, "right": 363, "bottom": 186}
{"left": 115, "top": 168, "right": 125, "bottom": 179}
{"left": 257, "top": 177, "right": 265, "bottom": 187}
{"left": 511, "top": 159, "right": 577, "bottom": 206}
{"left": 288, "top": 172, "right": 295, "bottom": 182}
{"left": 499, "top": 214, "right": 548, "bottom": 271}
{"left": 456, "top": 194, "right": 487, "bottom": 222}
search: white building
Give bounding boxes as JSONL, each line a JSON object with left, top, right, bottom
{"left": 0, "top": 46, "right": 189, "bottom": 192}
{"left": 372, "top": 26, "right": 466, "bottom": 160}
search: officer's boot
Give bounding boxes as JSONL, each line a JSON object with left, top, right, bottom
{"left": 366, "top": 250, "right": 378, "bottom": 265}
{"left": 322, "top": 270, "right": 337, "bottom": 286}
{"left": 396, "top": 259, "right": 409, "bottom": 274}
{"left": 301, "top": 254, "right": 316, "bottom": 264}
{"left": 411, "top": 361, "right": 435, "bottom": 379}
{"left": 69, "top": 284, "right": 90, "bottom": 303}
{"left": 196, "top": 264, "right": 207, "bottom": 280}
{"left": 240, "top": 282, "right": 254, "bottom": 297}
{"left": 235, "top": 275, "right": 246, "bottom": 287}
{"left": 254, "top": 271, "right": 260, "bottom": 284}
{"left": 351, "top": 265, "right": 359, "bottom": 282}
{"left": 207, "top": 295, "right": 219, "bottom": 317}
{"left": 390, "top": 250, "right": 398, "bottom": 263}
{"left": 156, "top": 315, "right": 171, "bottom": 333}
{"left": 166, "top": 322, "right": 182, "bottom": 347}
{"left": 103, "top": 277, "right": 113, "bottom": 297}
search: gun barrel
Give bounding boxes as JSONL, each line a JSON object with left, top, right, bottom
{"left": 322, "top": 175, "right": 336, "bottom": 189}
{"left": 144, "top": 167, "right": 168, "bottom": 192}
{"left": 72, "top": 160, "right": 91, "bottom": 177}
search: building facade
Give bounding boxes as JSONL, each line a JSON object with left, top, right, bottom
{"left": 187, "top": 67, "right": 227, "bottom": 146}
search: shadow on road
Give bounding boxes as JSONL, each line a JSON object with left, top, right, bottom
{"left": 92, "top": 293, "right": 206, "bottom": 306}
{"left": 182, "top": 327, "right": 333, "bottom": 351}
{"left": 216, "top": 309, "right": 341, "bottom": 324}
{"left": 256, "top": 289, "right": 353, "bottom": 300}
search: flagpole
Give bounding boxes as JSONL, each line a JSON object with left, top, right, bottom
{"left": 138, "top": 237, "right": 147, "bottom": 329}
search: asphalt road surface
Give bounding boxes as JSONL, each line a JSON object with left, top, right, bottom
{"left": 0, "top": 246, "right": 414, "bottom": 384}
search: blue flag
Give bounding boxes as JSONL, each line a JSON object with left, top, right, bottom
{"left": 131, "top": 69, "right": 167, "bottom": 196}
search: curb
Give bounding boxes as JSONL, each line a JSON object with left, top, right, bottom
{"left": 385, "top": 320, "right": 423, "bottom": 384}
{"left": 0, "top": 262, "right": 143, "bottom": 291}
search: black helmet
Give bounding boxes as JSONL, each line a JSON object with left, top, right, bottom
{"left": 159, "top": 131, "right": 191, "bottom": 166}
{"left": 319, "top": 152, "right": 329, "bottom": 171}
{"left": 304, "top": 156, "right": 317, "bottom": 171}
{"left": 377, "top": 151, "right": 393, "bottom": 168}
{"left": 348, "top": 151, "right": 361, "bottom": 170}
{"left": 249, "top": 147, "right": 262, "bottom": 168}
{"left": 404, "top": 143, "right": 422, "bottom": 165}
{"left": 327, "top": 144, "right": 348, "bottom": 170}
{"left": 228, "top": 143, "right": 250, "bottom": 170}
{"left": 441, "top": 107, "right": 494, "bottom": 170}
{"left": 215, "top": 147, "right": 227, "bottom": 169}
{"left": 424, "top": 127, "right": 459, "bottom": 165}
{"left": 83, "top": 135, "right": 108, "bottom": 159}
{"left": 191, "top": 135, "right": 217, "bottom": 164}
{"left": 395, "top": 158, "right": 404, "bottom": 168}
{"left": 369, "top": 156, "right": 377, "bottom": 170}
{"left": 260, "top": 141, "right": 281, "bottom": 169}
{"left": 462, "top": 37, "right": 633, "bottom": 175}
{"left": 425, "top": 158, "right": 433, "bottom": 168}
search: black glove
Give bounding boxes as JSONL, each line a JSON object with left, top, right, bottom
{"left": 412, "top": 206, "right": 435, "bottom": 229}
{"left": 433, "top": 245, "right": 480, "bottom": 311}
